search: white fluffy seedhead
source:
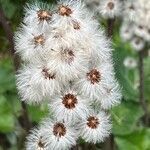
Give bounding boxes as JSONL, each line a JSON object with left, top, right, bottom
{"left": 50, "top": 87, "right": 90, "bottom": 124}
{"left": 84, "top": 0, "right": 100, "bottom": 12}
{"left": 24, "top": 2, "right": 54, "bottom": 31}
{"left": 16, "top": 65, "right": 62, "bottom": 104}
{"left": 144, "top": 28, "right": 150, "bottom": 42}
{"left": 99, "top": 0, "right": 122, "bottom": 19}
{"left": 39, "top": 118, "right": 77, "bottom": 150}
{"left": 123, "top": 57, "right": 137, "bottom": 69}
{"left": 26, "top": 127, "right": 47, "bottom": 150}
{"left": 73, "top": 61, "right": 121, "bottom": 109}
{"left": 84, "top": 29, "right": 113, "bottom": 65}
{"left": 15, "top": 24, "right": 50, "bottom": 63}
{"left": 120, "top": 22, "right": 134, "bottom": 42}
{"left": 101, "top": 80, "right": 121, "bottom": 109}
{"left": 131, "top": 37, "right": 145, "bottom": 52}
{"left": 134, "top": 23, "right": 147, "bottom": 38}
{"left": 45, "top": 43, "right": 90, "bottom": 82}
{"left": 84, "top": 0, "right": 123, "bottom": 19}
{"left": 76, "top": 64, "right": 112, "bottom": 99}
{"left": 123, "top": 0, "right": 138, "bottom": 21}
{"left": 78, "top": 111, "right": 111, "bottom": 143}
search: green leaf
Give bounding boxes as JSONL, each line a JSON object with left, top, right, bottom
{"left": 144, "top": 58, "right": 150, "bottom": 102}
{"left": 112, "top": 101, "right": 144, "bottom": 136}
{"left": 0, "top": 69, "right": 16, "bottom": 93}
{"left": 0, "top": 58, "right": 16, "bottom": 94}
{"left": 115, "top": 129, "right": 150, "bottom": 150}
{"left": 0, "top": 0, "right": 16, "bottom": 19}
{"left": 4, "top": 94, "right": 21, "bottom": 115}
{"left": 112, "top": 40, "right": 138, "bottom": 101}
{"left": 118, "top": 70, "right": 138, "bottom": 101}
{"left": 0, "top": 95, "right": 15, "bottom": 132}
{"left": 28, "top": 104, "right": 49, "bottom": 122}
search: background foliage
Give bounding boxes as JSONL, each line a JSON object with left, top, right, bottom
{"left": 0, "top": 0, "right": 150, "bottom": 150}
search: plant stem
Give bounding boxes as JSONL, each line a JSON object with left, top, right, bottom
{"left": 103, "top": 18, "right": 116, "bottom": 150}
{"left": 102, "top": 135, "right": 115, "bottom": 150}
{"left": 80, "top": 143, "right": 97, "bottom": 150}
{"left": 138, "top": 50, "right": 149, "bottom": 126}
{"left": 107, "top": 18, "right": 115, "bottom": 37}
{"left": 0, "top": 7, "right": 32, "bottom": 131}
{"left": 71, "top": 145, "right": 79, "bottom": 150}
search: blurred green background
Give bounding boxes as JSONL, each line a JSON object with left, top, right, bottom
{"left": 0, "top": 0, "right": 150, "bottom": 150}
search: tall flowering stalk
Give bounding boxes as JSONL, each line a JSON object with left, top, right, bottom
{"left": 15, "top": 0, "right": 121, "bottom": 149}
{"left": 120, "top": 0, "right": 150, "bottom": 126}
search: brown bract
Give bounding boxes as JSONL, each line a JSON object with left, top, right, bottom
{"left": 62, "top": 93, "right": 78, "bottom": 109}
{"left": 72, "top": 20, "right": 80, "bottom": 30}
{"left": 138, "top": 25, "right": 143, "bottom": 29}
{"left": 37, "top": 10, "right": 52, "bottom": 21}
{"left": 53, "top": 123, "right": 66, "bottom": 137}
{"left": 42, "top": 68, "right": 55, "bottom": 80}
{"left": 87, "top": 69, "right": 101, "bottom": 84}
{"left": 129, "top": 5, "right": 134, "bottom": 10}
{"left": 61, "top": 49, "right": 75, "bottom": 64}
{"left": 107, "top": 2, "right": 115, "bottom": 10}
{"left": 58, "top": 5, "right": 72, "bottom": 16}
{"left": 34, "top": 34, "right": 45, "bottom": 45}
{"left": 38, "top": 140, "right": 45, "bottom": 149}
{"left": 87, "top": 116, "right": 99, "bottom": 129}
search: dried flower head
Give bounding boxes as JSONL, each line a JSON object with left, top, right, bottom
{"left": 53, "top": 123, "right": 66, "bottom": 137}
{"left": 62, "top": 93, "right": 78, "bottom": 109}
{"left": 99, "top": 0, "right": 122, "bottom": 19}
{"left": 37, "top": 10, "right": 52, "bottom": 21}
{"left": 78, "top": 111, "right": 111, "bottom": 143}
{"left": 107, "top": 1, "right": 115, "bottom": 10}
{"left": 34, "top": 34, "right": 45, "bottom": 45}
{"left": 87, "top": 116, "right": 99, "bottom": 129}
{"left": 123, "top": 57, "right": 137, "bottom": 69}
{"left": 40, "top": 118, "right": 77, "bottom": 150}
{"left": 50, "top": 89, "right": 89, "bottom": 124}
{"left": 58, "top": 5, "right": 72, "bottom": 16}
{"left": 42, "top": 68, "right": 55, "bottom": 80}
{"left": 87, "top": 69, "right": 101, "bottom": 84}
{"left": 26, "top": 128, "right": 46, "bottom": 150}
{"left": 72, "top": 20, "right": 80, "bottom": 30}
{"left": 84, "top": 0, "right": 122, "bottom": 19}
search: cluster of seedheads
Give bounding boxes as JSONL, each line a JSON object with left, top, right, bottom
{"left": 84, "top": 0, "right": 150, "bottom": 75}
{"left": 120, "top": 0, "right": 150, "bottom": 52}
{"left": 84, "top": 0, "right": 122, "bottom": 19}
{"left": 15, "top": 0, "right": 121, "bottom": 149}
